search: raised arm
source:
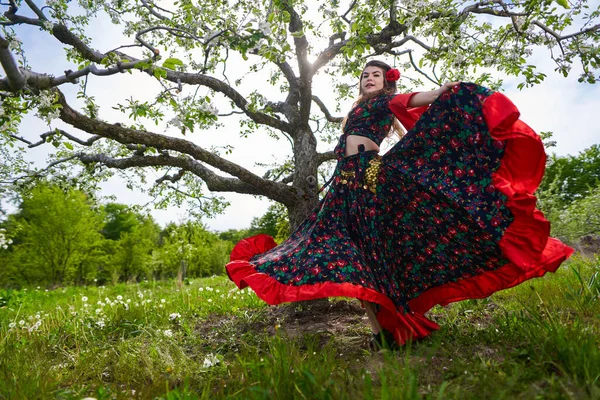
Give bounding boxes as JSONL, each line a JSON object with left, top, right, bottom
{"left": 389, "top": 82, "right": 460, "bottom": 130}
{"left": 407, "top": 82, "right": 461, "bottom": 107}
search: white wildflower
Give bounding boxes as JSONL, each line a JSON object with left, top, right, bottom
{"left": 96, "top": 319, "right": 106, "bottom": 328}
{"left": 116, "top": 295, "right": 123, "bottom": 301}
{"left": 81, "top": 296, "right": 88, "bottom": 302}
{"left": 202, "top": 353, "right": 220, "bottom": 368}
{"left": 199, "top": 287, "right": 204, "bottom": 292}
{"left": 169, "top": 313, "right": 181, "bottom": 321}
{"left": 95, "top": 308, "right": 102, "bottom": 314}
{"left": 8, "top": 322, "right": 16, "bottom": 329}
{"left": 163, "top": 329, "right": 173, "bottom": 337}
{"left": 161, "top": 299, "right": 166, "bottom": 304}
{"left": 207, "top": 299, "right": 212, "bottom": 303}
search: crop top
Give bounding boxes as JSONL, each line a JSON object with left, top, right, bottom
{"left": 333, "top": 92, "right": 428, "bottom": 159}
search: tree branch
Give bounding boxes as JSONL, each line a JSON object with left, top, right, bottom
{"left": 316, "top": 151, "right": 336, "bottom": 166}
{"left": 280, "top": 0, "right": 312, "bottom": 126}
{"left": 0, "top": 33, "right": 26, "bottom": 90}
{"left": 311, "top": 96, "right": 343, "bottom": 123}
{"left": 9, "top": 129, "right": 102, "bottom": 148}
{"left": 76, "top": 152, "right": 275, "bottom": 199}
{"left": 54, "top": 90, "right": 300, "bottom": 205}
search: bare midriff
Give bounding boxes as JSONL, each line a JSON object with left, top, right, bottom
{"left": 344, "top": 134, "right": 380, "bottom": 157}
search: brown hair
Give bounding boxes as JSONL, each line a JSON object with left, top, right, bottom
{"left": 343, "top": 60, "right": 405, "bottom": 138}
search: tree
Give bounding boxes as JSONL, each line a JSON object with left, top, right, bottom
{"left": 3, "top": 183, "right": 105, "bottom": 285}
{"left": 153, "top": 221, "right": 230, "bottom": 279}
{"left": 538, "top": 144, "right": 600, "bottom": 207}
{"left": 101, "top": 202, "right": 143, "bottom": 241}
{"left": 1, "top": 0, "right": 599, "bottom": 228}
{"left": 109, "top": 214, "right": 160, "bottom": 282}
{"left": 248, "top": 202, "right": 291, "bottom": 241}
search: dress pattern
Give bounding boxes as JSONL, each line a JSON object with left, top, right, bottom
{"left": 226, "top": 83, "right": 573, "bottom": 345}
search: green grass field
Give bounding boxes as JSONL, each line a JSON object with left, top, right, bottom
{"left": 1, "top": 255, "right": 599, "bottom": 399}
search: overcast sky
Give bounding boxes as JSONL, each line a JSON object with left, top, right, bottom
{"left": 3, "top": 1, "right": 599, "bottom": 231}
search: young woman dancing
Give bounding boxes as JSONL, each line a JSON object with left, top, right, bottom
{"left": 226, "top": 60, "right": 573, "bottom": 349}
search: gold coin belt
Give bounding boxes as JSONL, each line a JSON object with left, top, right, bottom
{"left": 339, "top": 155, "right": 382, "bottom": 194}
{"left": 364, "top": 155, "right": 382, "bottom": 193}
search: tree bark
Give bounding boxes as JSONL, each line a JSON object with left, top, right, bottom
{"left": 289, "top": 127, "right": 320, "bottom": 230}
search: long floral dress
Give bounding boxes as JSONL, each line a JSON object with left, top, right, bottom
{"left": 226, "top": 83, "right": 573, "bottom": 345}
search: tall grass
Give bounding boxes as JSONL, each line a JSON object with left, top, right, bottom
{"left": 0, "top": 256, "right": 598, "bottom": 399}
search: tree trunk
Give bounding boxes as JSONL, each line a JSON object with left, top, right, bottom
{"left": 287, "top": 127, "right": 329, "bottom": 310}
{"left": 289, "top": 128, "right": 320, "bottom": 230}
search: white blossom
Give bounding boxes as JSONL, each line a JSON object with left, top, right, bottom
{"left": 168, "top": 116, "right": 184, "bottom": 129}
{"left": 169, "top": 313, "right": 181, "bottom": 321}
{"left": 42, "top": 20, "right": 54, "bottom": 31}
{"left": 258, "top": 21, "right": 272, "bottom": 36}
{"left": 109, "top": 9, "right": 120, "bottom": 24}
{"left": 82, "top": 296, "right": 88, "bottom": 302}
{"left": 163, "top": 329, "right": 173, "bottom": 337}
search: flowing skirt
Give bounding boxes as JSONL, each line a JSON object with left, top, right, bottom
{"left": 226, "top": 83, "right": 573, "bottom": 345}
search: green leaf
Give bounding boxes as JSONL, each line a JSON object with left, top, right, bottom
{"left": 153, "top": 68, "right": 167, "bottom": 79}
{"left": 162, "top": 57, "right": 184, "bottom": 70}
{"left": 554, "top": 0, "right": 570, "bottom": 8}
{"left": 64, "top": 142, "right": 74, "bottom": 150}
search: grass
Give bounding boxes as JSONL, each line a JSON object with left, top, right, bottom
{"left": 0, "top": 255, "right": 599, "bottom": 399}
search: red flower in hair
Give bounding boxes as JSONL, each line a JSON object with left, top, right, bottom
{"left": 386, "top": 68, "right": 401, "bottom": 81}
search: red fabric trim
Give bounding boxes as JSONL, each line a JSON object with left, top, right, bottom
{"left": 225, "top": 90, "right": 574, "bottom": 345}
{"left": 226, "top": 257, "right": 440, "bottom": 345}
{"left": 389, "top": 93, "right": 428, "bottom": 131}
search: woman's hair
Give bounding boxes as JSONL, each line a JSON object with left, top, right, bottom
{"left": 342, "top": 60, "right": 405, "bottom": 138}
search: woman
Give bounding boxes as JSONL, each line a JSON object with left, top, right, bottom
{"left": 226, "top": 60, "right": 573, "bottom": 349}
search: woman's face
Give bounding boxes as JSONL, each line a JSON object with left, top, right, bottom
{"left": 360, "top": 66, "right": 386, "bottom": 95}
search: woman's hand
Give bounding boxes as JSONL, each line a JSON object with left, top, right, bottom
{"left": 434, "top": 81, "right": 461, "bottom": 98}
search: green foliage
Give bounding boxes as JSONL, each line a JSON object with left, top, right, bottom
{"left": 0, "top": 183, "right": 235, "bottom": 288}
{"left": 539, "top": 144, "right": 600, "bottom": 206}
{"left": 536, "top": 144, "right": 600, "bottom": 243}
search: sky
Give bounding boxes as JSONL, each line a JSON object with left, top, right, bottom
{"left": 2, "top": 1, "right": 599, "bottom": 231}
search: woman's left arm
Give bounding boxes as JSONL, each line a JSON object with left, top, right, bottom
{"left": 407, "top": 82, "right": 461, "bottom": 107}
